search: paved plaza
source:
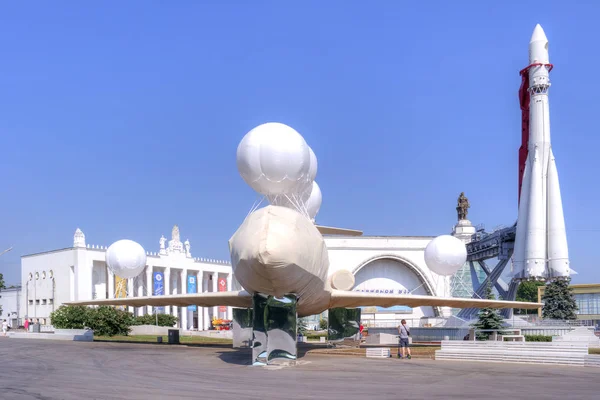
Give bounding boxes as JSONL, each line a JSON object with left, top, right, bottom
{"left": 1, "top": 338, "right": 599, "bottom": 400}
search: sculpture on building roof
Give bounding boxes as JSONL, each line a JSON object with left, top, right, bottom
{"left": 184, "top": 239, "right": 191, "bottom": 257}
{"left": 159, "top": 235, "right": 166, "bottom": 250}
{"left": 73, "top": 228, "right": 86, "bottom": 248}
{"left": 456, "top": 192, "right": 470, "bottom": 221}
{"left": 172, "top": 225, "right": 180, "bottom": 242}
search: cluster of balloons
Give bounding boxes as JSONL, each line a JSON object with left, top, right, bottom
{"left": 424, "top": 235, "right": 467, "bottom": 276}
{"left": 105, "top": 239, "right": 147, "bottom": 279}
{"left": 236, "top": 122, "right": 322, "bottom": 220}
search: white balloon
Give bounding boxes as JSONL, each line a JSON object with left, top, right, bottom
{"left": 308, "top": 147, "right": 318, "bottom": 182}
{"left": 105, "top": 239, "right": 147, "bottom": 279}
{"left": 306, "top": 181, "right": 322, "bottom": 220}
{"left": 424, "top": 235, "right": 467, "bottom": 276}
{"left": 236, "top": 122, "right": 311, "bottom": 196}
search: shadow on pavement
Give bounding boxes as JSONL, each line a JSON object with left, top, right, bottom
{"left": 216, "top": 343, "right": 326, "bottom": 365}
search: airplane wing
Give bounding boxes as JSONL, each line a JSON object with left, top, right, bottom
{"left": 65, "top": 291, "right": 253, "bottom": 308}
{"left": 329, "top": 290, "right": 541, "bottom": 310}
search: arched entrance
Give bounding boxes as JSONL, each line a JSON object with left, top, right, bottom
{"left": 352, "top": 255, "right": 439, "bottom": 320}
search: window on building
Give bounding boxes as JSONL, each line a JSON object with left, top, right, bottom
{"left": 29, "top": 300, "right": 33, "bottom": 305}
{"left": 575, "top": 293, "right": 600, "bottom": 315}
{"left": 42, "top": 299, "right": 47, "bottom": 305}
{"left": 35, "top": 300, "right": 40, "bottom": 305}
{"left": 48, "top": 299, "right": 54, "bottom": 305}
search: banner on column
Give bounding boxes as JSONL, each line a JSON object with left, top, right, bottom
{"left": 153, "top": 271, "right": 165, "bottom": 313}
{"left": 218, "top": 277, "right": 227, "bottom": 313}
{"left": 187, "top": 275, "right": 197, "bottom": 311}
{"left": 114, "top": 275, "right": 127, "bottom": 299}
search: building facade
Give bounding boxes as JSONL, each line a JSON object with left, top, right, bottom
{"left": 0, "top": 286, "right": 22, "bottom": 328}
{"left": 324, "top": 234, "right": 448, "bottom": 326}
{"left": 21, "top": 226, "right": 234, "bottom": 330}
{"left": 21, "top": 224, "right": 459, "bottom": 330}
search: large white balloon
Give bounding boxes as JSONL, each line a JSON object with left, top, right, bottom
{"left": 236, "top": 122, "right": 311, "bottom": 196}
{"left": 306, "top": 181, "right": 322, "bottom": 220}
{"left": 307, "top": 147, "right": 318, "bottom": 183}
{"left": 105, "top": 239, "right": 147, "bottom": 279}
{"left": 424, "top": 235, "right": 467, "bottom": 276}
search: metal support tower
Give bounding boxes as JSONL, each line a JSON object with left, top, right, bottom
{"left": 457, "top": 224, "right": 520, "bottom": 320}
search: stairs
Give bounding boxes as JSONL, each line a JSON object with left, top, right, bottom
{"left": 435, "top": 341, "right": 590, "bottom": 367}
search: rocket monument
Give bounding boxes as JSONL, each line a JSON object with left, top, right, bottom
{"left": 513, "top": 24, "right": 571, "bottom": 280}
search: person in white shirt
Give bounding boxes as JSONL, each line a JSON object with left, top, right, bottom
{"left": 2, "top": 320, "right": 8, "bottom": 336}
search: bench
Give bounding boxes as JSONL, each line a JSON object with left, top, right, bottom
{"left": 366, "top": 348, "right": 391, "bottom": 358}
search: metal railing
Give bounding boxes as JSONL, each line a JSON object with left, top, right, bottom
{"left": 361, "top": 319, "right": 427, "bottom": 328}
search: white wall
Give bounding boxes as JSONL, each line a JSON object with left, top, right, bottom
{"left": 0, "top": 287, "right": 22, "bottom": 327}
{"left": 21, "top": 248, "right": 76, "bottom": 323}
{"left": 324, "top": 235, "right": 444, "bottom": 319}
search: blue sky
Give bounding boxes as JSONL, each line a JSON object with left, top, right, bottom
{"left": 1, "top": 2, "right": 599, "bottom": 286}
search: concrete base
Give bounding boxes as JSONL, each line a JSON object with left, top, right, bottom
{"left": 8, "top": 329, "right": 93, "bottom": 342}
{"left": 554, "top": 327, "right": 600, "bottom": 348}
{"left": 364, "top": 333, "right": 399, "bottom": 345}
{"left": 128, "top": 325, "right": 233, "bottom": 339}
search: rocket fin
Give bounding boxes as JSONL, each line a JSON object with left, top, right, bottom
{"left": 524, "top": 145, "right": 547, "bottom": 278}
{"left": 547, "top": 148, "right": 570, "bottom": 277}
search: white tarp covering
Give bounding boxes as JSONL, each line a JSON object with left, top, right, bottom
{"left": 229, "top": 205, "right": 330, "bottom": 316}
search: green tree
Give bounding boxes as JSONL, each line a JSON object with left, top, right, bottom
{"left": 471, "top": 283, "right": 505, "bottom": 340}
{"left": 50, "top": 305, "right": 135, "bottom": 336}
{"left": 0, "top": 274, "right": 6, "bottom": 316}
{"left": 515, "top": 280, "right": 545, "bottom": 314}
{"left": 50, "top": 305, "right": 90, "bottom": 329}
{"left": 297, "top": 317, "right": 309, "bottom": 336}
{"left": 87, "top": 306, "right": 135, "bottom": 336}
{"left": 319, "top": 317, "right": 328, "bottom": 331}
{"left": 542, "top": 277, "right": 578, "bottom": 320}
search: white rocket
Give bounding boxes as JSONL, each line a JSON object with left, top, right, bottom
{"left": 513, "top": 24, "right": 570, "bottom": 280}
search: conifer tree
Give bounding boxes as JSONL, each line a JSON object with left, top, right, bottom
{"left": 471, "top": 282, "right": 505, "bottom": 340}
{"left": 541, "top": 277, "right": 578, "bottom": 320}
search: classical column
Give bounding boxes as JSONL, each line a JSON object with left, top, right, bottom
{"left": 203, "top": 273, "right": 209, "bottom": 330}
{"left": 164, "top": 268, "right": 171, "bottom": 316}
{"left": 212, "top": 272, "right": 218, "bottom": 320}
{"left": 226, "top": 273, "right": 233, "bottom": 320}
{"left": 137, "top": 277, "right": 144, "bottom": 316}
{"left": 146, "top": 266, "right": 152, "bottom": 316}
{"left": 171, "top": 270, "right": 179, "bottom": 326}
{"left": 181, "top": 269, "right": 188, "bottom": 330}
{"left": 127, "top": 278, "right": 134, "bottom": 314}
{"left": 108, "top": 269, "right": 115, "bottom": 299}
{"left": 196, "top": 270, "right": 203, "bottom": 330}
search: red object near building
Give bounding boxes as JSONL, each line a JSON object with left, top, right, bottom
{"left": 218, "top": 277, "right": 227, "bottom": 313}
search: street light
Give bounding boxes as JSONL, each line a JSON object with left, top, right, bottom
{"left": 0, "top": 247, "right": 13, "bottom": 257}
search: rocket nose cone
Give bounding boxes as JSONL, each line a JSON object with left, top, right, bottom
{"left": 529, "top": 24, "right": 549, "bottom": 64}
{"left": 530, "top": 24, "right": 548, "bottom": 43}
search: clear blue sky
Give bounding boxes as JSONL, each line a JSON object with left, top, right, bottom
{"left": 1, "top": 1, "right": 598, "bottom": 286}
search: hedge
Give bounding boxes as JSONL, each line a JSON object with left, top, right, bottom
{"left": 50, "top": 305, "right": 178, "bottom": 337}
{"left": 524, "top": 334, "right": 553, "bottom": 342}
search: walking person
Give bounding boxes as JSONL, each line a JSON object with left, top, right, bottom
{"left": 2, "top": 320, "right": 8, "bottom": 337}
{"left": 24, "top": 319, "right": 30, "bottom": 333}
{"left": 397, "top": 319, "right": 412, "bottom": 359}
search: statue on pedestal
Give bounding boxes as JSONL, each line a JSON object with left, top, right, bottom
{"left": 159, "top": 235, "right": 166, "bottom": 250}
{"left": 172, "top": 225, "right": 180, "bottom": 242}
{"left": 456, "top": 192, "right": 470, "bottom": 221}
{"left": 184, "top": 239, "right": 191, "bottom": 257}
